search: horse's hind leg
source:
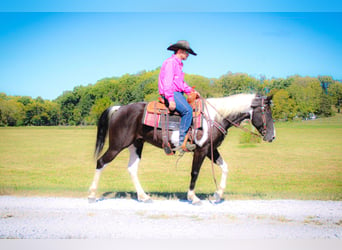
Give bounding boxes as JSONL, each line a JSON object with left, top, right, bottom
{"left": 207, "top": 149, "right": 228, "bottom": 202}
{"left": 187, "top": 151, "right": 207, "bottom": 205}
{"left": 127, "top": 141, "right": 151, "bottom": 202}
{"left": 88, "top": 148, "right": 120, "bottom": 202}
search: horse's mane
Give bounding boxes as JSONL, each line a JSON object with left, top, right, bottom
{"left": 206, "top": 93, "right": 256, "bottom": 122}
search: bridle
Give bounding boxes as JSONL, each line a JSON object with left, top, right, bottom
{"left": 260, "top": 98, "right": 267, "bottom": 136}
{"left": 201, "top": 96, "right": 268, "bottom": 139}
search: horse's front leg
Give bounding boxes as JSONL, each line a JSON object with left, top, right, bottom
{"left": 187, "top": 151, "right": 206, "bottom": 205}
{"left": 207, "top": 149, "right": 229, "bottom": 202}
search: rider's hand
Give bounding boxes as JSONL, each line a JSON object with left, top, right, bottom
{"left": 193, "top": 90, "right": 200, "bottom": 98}
{"left": 168, "top": 101, "right": 176, "bottom": 111}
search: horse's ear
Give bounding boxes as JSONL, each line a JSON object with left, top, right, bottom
{"left": 252, "top": 95, "right": 273, "bottom": 107}
{"left": 266, "top": 94, "right": 273, "bottom": 104}
{"left": 251, "top": 96, "right": 261, "bottom": 108}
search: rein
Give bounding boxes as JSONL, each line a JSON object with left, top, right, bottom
{"left": 201, "top": 97, "right": 266, "bottom": 138}
{"left": 202, "top": 98, "right": 219, "bottom": 190}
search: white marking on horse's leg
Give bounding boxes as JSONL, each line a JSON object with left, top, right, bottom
{"left": 215, "top": 156, "right": 229, "bottom": 200}
{"left": 127, "top": 145, "right": 150, "bottom": 202}
{"left": 187, "top": 190, "right": 201, "bottom": 204}
{"left": 195, "top": 120, "right": 208, "bottom": 147}
{"left": 88, "top": 169, "right": 102, "bottom": 201}
{"left": 170, "top": 131, "right": 180, "bottom": 147}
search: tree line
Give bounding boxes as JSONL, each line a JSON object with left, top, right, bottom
{"left": 1, "top": 68, "right": 342, "bottom": 126}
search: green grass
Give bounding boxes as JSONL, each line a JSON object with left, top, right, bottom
{"left": 0, "top": 114, "right": 342, "bottom": 200}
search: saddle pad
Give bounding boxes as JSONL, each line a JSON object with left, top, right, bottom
{"left": 142, "top": 109, "right": 180, "bottom": 130}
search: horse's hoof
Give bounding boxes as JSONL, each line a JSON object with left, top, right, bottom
{"left": 88, "top": 197, "right": 97, "bottom": 203}
{"left": 209, "top": 199, "right": 221, "bottom": 205}
{"left": 138, "top": 198, "right": 153, "bottom": 203}
{"left": 214, "top": 192, "right": 221, "bottom": 201}
{"left": 191, "top": 199, "right": 202, "bottom": 206}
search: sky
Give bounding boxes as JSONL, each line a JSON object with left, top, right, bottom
{"left": 0, "top": 1, "right": 342, "bottom": 100}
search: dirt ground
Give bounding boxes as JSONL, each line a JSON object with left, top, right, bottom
{"left": 1, "top": 196, "right": 342, "bottom": 239}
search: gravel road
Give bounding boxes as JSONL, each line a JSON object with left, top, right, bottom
{"left": 1, "top": 196, "right": 341, "bottom": 239}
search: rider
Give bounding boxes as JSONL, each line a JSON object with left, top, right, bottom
{"left": 158, "top": 40, "right": 199, "bottom": 153}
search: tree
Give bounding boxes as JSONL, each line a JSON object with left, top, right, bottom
{"left": 328, "top": 81, "right": 342, "bottom": 113}
{"left": 87, "top": 97, "right": 112, "bottom": 124}
{"left": 287, "top": 77, "right": 322, "bottom": 118}
{"left": 17, "top": 96, "right": 33, "bottom": 106}
{"left": 318, "top": 75, "right": 334, "bottom": 94}
{"left": 24, "top": 100, "right": 49, "bottom": 126}
{"left": 56, "top": 91, "right": 80, "bottom": 125}
{"left": 215, "top": 72, "right": 261, "bottom": 96}
{"left": 267, "top": 77, "right": 294, "bottom": 91}
{"left": 74, "top": 85, "right": 96, "bottom": 121}
{"left": 272, "top": 89, "right": 297, "bottom": 121}
{"left": 317, "top": 92, "right": 333, "bottom": 117}
{"left": 0, "top": 98, "right": 25, "bottom": 126}
{"left": 185, "top": 74, "right": 216, "bottom": 98}
{"left": 44, "top": 101, "right": 60, "bottom": 125}
{"left": 134, "top": 69, "right": 159, "bottom": 101}
{"left": 2, "top": 70, "right": 339, "bottom": 126}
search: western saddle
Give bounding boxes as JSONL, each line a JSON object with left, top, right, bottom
{"left": 145, "top": 92, "right": 202, "bottom": 155}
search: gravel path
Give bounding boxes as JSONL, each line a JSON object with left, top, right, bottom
{"left": 0, "top": 196, "right": 341, "bottom": 239}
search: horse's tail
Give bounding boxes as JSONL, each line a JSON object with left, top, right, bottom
{"left": 94, "top": 106, "right": 120, "bottom": 160}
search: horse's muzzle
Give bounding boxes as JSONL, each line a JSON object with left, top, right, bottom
{"left": 263, "top": 134, "right": 275, "bottom": 142}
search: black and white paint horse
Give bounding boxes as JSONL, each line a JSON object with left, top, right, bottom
{"left": 88, "top": 93, "right": 275, "bottom": 204}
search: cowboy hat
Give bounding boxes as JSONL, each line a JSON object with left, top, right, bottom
{"left": 167, "top": 40, "right": 197, "bottom": 56}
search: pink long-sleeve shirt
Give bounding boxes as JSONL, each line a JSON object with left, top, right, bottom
{"left": 158, "top": 54, "right": 193, "bottom": 102}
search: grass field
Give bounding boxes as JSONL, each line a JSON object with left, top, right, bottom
{"left": 0, "top": 114, "right": 342, "bottom": 200}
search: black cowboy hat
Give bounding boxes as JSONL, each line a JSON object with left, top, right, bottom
{"left": 167, "top": 40, "right": 197, "bottom": 56}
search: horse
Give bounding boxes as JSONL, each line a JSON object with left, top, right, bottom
{"left": 88, "top": 93, "right": 276, "bottom": 204}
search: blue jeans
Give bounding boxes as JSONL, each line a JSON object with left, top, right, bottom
{"left": 173, "top": 92, "right": 193, "bottom": 145}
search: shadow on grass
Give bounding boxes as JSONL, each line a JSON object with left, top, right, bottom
{"left": 97, "top": 191, "right": 269, "bottom": 204}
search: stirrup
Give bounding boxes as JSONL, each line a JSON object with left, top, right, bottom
{"left": 174, "top": 142, "right": 196, "bottom": 153}
{"left": 183, "top": 142, "right": 196, "bottom": 152}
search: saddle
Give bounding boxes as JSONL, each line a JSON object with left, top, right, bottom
{"left": 142, "top": 92, "right": 203, "bottom": 155}
{"left": 146, "top": 91, "right": 199, "bottom": 115}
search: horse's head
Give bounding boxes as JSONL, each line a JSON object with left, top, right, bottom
{"left": 250, "top": 95, "right": 275, "bottom": 142}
